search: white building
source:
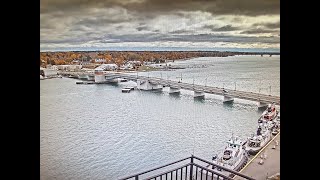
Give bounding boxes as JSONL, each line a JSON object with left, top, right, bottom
{"left": 127, "top": 60, "right": 141, "bottom": 65}
{"left": 46, "top": 65, "right": 58, "bottom": 70}
{"left": 95, "top": 58, "right": 107, "bottom": 63}
{"left": 120, "top": 64, "right": 133, "bottom": 70}
{"left": 56, "top": 65, "right": 82, "bottom": 71}
{"left": 97, "top": 64, "right": 118, "bottom": 71}
{"left": 40, "top": 67, "right": 58, "bottom": 77}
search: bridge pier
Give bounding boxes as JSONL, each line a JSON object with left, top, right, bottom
{"left": 258, "top": 102, "right": 268, "bottom": 108}
{"left": 78, "top": 74, "right": 90, "bottom": 80}
{"left": 94, "top": 74, "right": 107, "bottom": 83}
{"left": 223, "top": 96, "right": 234, "bottom": 103}
{"left": 87, "top": 75, "right": 95, "bottom": 81}
{"left": 169, "top": 87, "right": 180, "bottom": 94}
{"left": 194, "top": 91, "right": 205, "bottom": 98}
{"left": 137, "top": 79, "right": 163, "bottom": 91}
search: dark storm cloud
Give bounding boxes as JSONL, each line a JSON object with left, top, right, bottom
{"left": 241, "top": 28, "right": 278, "bottom": 34}
{"left": 252, "top": 21, "right": 280, "bottom": 29}
{"left": 170, "top": 29, "right": 193, "bottom": 34}
{"left": 75, "top": 17, "right": 131, "bottom": 26}
{"left": 136, "top": 26, "right": 149, "bottom": 31}
{"left": 202, "top": 25, "right": 239, "bottom": 32}
{"left": 95, "top": 33, "right": 279, "bottom": 44}
{"left": 41, "top": 0, "right": 279, "bottom": 16}
{"left": 40, "top": 0, "right": 280, "bottom": 51}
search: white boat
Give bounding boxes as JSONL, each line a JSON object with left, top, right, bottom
{"left": 245, "top": 123, "right": 272, "bottom": 155}
{"left": 271, "top": 115, "right": 280, "bottom": 135}
{"left": 276, "top": 112, "right": 280, "bottom": 121}
{"left": 205, "top": 135, "right": 248, "bottom": 179}
{"left": 258, "top": 103, "right": 278, "bottom": 122}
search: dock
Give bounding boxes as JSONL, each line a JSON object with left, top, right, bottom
{"left": 235, "top": 132, "right": 280, "bottom": 180}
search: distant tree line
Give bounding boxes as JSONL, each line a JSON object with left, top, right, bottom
{"left": 40, "top": 51, "right": 279, "bottom": 67}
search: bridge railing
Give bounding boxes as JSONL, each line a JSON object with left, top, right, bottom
{"left": 118, "top": 155, "right": 255, "bottom": 180}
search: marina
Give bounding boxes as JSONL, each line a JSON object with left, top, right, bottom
{"left": 235, "top": 132, "right": 280, "bottom": 180}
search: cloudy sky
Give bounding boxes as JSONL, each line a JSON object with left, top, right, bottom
{"left": 40, "top": 0, "right": 280, "bottom": 52}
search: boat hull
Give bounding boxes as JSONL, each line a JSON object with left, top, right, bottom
{"left": 247, "top": 135, "right": 272, "bottom": 155}
{"left": 248, "top": 148, "right": 261, "bottom": 155}
{"left": 210, "top": 155, "right": 249, "bottom": 179}
{"left": 272, "top": 131, "right": 279, "bottom": 136}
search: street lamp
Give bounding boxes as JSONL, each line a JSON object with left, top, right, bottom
{"left": 193, "top": 77, "right": 195, "bottom": 88}
{"left": 234, "top": 82, "right": 237, "bottom": 91}
{"left": 205, "top": 78, "right": 207, "bottom": 87}
{"left": 269, "top": 85, "right": 272, "bottom": 95}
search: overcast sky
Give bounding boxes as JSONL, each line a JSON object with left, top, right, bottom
{"left": 40, "top": 0, "right": 280, "bottom": 52}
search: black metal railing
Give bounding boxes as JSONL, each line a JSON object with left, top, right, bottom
{"left": 118, "top": 155, "right": 255, "bottom": 180}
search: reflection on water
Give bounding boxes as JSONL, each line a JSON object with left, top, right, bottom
{"left": 223, "top": 101, "right": 234, "bottom": 108}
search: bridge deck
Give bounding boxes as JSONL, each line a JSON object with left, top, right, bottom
{"left": 58, "top": 71, "right": 280, "bottom": 105}
{"left": 107, "top": 73, "right": 280, "bottom": 105}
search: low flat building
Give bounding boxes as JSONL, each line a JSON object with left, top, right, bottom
{"left": 40, "top": 67, "right": 58, "bottom": 77}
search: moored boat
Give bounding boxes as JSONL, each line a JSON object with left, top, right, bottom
{"left": 258, "top": 103, "right": 278, "bottom": 123}
{"left": 245, "top": 123, "right": 272, "bottom": 155}
{"left": 203, "top": 135, "right": 248, "bottom": 179}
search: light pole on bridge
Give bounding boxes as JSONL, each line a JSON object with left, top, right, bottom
{"left": 269, "top": 85, "right": 272, "bottom": 95}
{"left": 193, "top": 77, "right": 195, "bottom": 88}
{"left": 205, "top": 78, "right": 207, "bottom": 87}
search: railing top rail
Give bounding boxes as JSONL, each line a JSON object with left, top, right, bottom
{"left": 193, "top": 163, "right": 233, "bottom": 180}
{"left": 193, "top": 156, "right": 254, "bottom": 180}
{"left": 118, "top": 156, "right": 191, "bottom": 180}
{"left": 119, "top": 155, "right": 255, "bottom": 180}
{"left": 142, "top": 163, "right": 191, "bottom": 180}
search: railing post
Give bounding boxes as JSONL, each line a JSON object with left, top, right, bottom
{"left": 135, "top": 175, "right": 138, "bottom": 180}
{"left": 190, "top": 156, "right": 194, "bottom": 180}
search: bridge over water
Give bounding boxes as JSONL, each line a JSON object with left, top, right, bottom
{"left": 59, "top": 71, "right": 280, "bottom": 107}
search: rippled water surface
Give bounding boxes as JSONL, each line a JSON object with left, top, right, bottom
{"left": 40, "top": 55, "right": 280, "bottom": 180}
